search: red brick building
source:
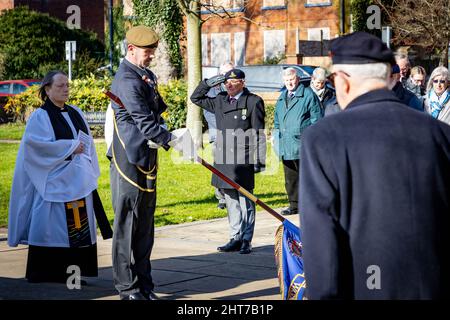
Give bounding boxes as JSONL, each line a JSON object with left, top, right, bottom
{"left": 0, "top": 0, "right": 105, "bottom": 41}
{"left": 200, "top": 0, "right": 340, "bottom": 66}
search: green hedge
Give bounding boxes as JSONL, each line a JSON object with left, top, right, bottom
{"left": 4, "top": 77, "right": 277, "bottom": 133}
{"left": 4, "top": 74, "right": 112, "bottom": 122}
{"left": 158, "top": 79, "right": 187, "bottom": 130}
{"left": 0, "top": 6, "right": 104, "bottom": 80}
{"left": 265, "top": 103, "right": 275, "bottom": 131}
{"left": 4, "top": 76, "right": 188, "bottom": 129}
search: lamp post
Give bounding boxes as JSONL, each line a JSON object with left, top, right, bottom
{"left": 340, "top": 0, "right": 345, "bottom": 34}
{"left": 108, "top": 0, "right": 114, "bottom": 74}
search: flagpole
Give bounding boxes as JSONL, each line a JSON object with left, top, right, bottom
{"left": 104, "top": 90, "right": 286, "bottom": 223}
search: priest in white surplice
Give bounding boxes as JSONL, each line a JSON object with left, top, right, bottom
{"left": 8, "top": 70, "right": 110, "bottom": 284}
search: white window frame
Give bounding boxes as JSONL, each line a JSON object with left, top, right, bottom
{"left": 211, "top": 33, "right": 231, "bottom": 67}
{"left": 307, "top": 27, "right": 330, "bottom": 41}
{"left": 234, "top": 32, "right": 246, "bottom": 66}
{"left": 263, "top": 29, "right": 286, "bottom": 60}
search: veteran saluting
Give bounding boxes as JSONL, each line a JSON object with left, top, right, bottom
{"left": 107, "top": 25, "right": 175, "bottom": 300}
{"left": 191, "top": 69, "right": 266, "bottom": 254}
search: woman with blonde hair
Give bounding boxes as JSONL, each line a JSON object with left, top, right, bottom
{"left": 405, "top": 66, "right": 427, "bottom": 98}
{"left": 424, "top": 66, "right": 450, "bottom": 125}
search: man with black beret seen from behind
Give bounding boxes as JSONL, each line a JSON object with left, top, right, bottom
{"left": 300, "top": 31, "right": 450, "bottom": 299}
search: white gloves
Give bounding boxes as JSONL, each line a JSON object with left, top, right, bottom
{"left": 147, "top": 128, "right": 196, "bottom": 160}
{"left": 168, "top": 128, "right": 196, "bottom": 160}
{"left": 147, "top": 140, "right": 161, "bottom": 149}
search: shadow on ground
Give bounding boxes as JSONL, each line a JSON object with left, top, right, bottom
{"left": 0, "top": 245, "right": 280, "bottom": 300}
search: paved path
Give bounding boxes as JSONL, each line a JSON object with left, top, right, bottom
{"left": 0, "top": 210, "right": 299, "bottom": 300}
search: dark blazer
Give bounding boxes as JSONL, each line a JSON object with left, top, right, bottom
{"left": 320, "top": 86, "right": 336, "bottom": 109}
{"left": 300, "top": 89, "right": 450, "bottom": 299}
{"left": 106, "top": 59, "right": 172, "bottom": 168}
{"left": 191, "top": 80, "right": 266, "bottom": 190}
{"left": 392, "top": 82, "right": 424, "bottom": 112}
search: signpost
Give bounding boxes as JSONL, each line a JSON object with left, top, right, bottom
{"left": 381, "top": 26, "right": 392, "bottom": 48}
{"left": 65, "top": 41, "right": 76, "bottom": 80}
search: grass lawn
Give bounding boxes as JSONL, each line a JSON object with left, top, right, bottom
{"left": 0, "top": 123, "right": 25, "bottom": 140}
{"left": 0, "top": 141, "right": 288, "bottom": 228}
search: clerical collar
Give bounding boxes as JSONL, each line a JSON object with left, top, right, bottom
{"left": 44, "top": 98, "right": 68, "bottom": 112}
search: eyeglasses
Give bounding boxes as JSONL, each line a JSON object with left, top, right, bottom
{"left": 433, "top": 79, "right": 447, "bottom": 84}
{"left": 327, "top": 71, "right": 351, "bottom": 87}
{"left": 226, "top": 79, "right": 243, "bottom": 85}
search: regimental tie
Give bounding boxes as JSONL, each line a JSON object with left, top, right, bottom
{"left": 229, "top": 97, "right": 237, "bottom": 104}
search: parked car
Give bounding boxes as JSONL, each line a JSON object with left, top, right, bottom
{"left": 0, "top": 79, "right": 41, "bottom": 123}
{"left": 202, "top": 65, "right": 317, "bottom": 92}
{"left": 0, "top": 79, "right": 41, "bottom": 97}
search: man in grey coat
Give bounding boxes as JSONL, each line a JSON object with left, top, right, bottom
{"left": 300, "top": 31, "right": 450, "bottom": 299}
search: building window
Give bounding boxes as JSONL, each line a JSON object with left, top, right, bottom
{"left": 307, "top": 27, "right": 330, "bottom": 41}
{"left": 305, "top": 0, "right": 332, "bottom": 7}
{"left": 203, "top": 0, "right": 245, "bottom": 12}
{"left": 234, "top": 32, "right": 246, "bottom": 66}
{"left": 262, "top": 0, "right": 286, "bottom": 10}
{"left": 211, "top": 33, "right": 231, "bottom": 67}
{"left": 202, "top": 34, "right": 209, "bottom": 66}
{"left": 264, "top": 29, "right": 285, "bottom": 60}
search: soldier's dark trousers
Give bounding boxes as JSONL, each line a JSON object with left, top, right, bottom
{"left": 110, "top": 162, "right": 155, "bottom": 297}
{"left": 282, "top": 159, "right": 300, "bottom": 212}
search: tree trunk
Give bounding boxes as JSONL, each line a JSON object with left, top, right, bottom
{"left": 185, "top": 4, "right": 203, "bottom": 149}
{"left": 150, "top": 24, "right": 178, "bottom": 84}
{"left": 441, "top": 42, "right": 449, "bottom": 69}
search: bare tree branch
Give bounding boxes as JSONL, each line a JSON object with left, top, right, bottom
{"left": 375, "top": 0, "right": 449, "bottom": 61}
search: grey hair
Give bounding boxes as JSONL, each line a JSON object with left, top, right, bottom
{"left": 312, "top": 67, "right": 326, "bottom": 81}
{"left": 333, "top": 63, "right": 390, "bottom": 84}
{"left": 395, "top": 53, "right": 410, "bottom": 65}
{"left": 282, "top": 67, "right": 298, "bottom": 78}
{"left": 426, "top": 66, "right": 449, "bottom": 94}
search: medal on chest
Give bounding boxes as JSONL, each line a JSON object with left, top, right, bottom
{"left": 241, "top": 108, "right": 247, "bottom": 120}
{"left": 142, "top": 74, "right": 161, "bottom": 104}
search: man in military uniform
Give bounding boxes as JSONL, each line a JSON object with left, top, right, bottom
{"left": 107, "top": 25, "right": 173, "bottom": 300}
{"left": 191, "top": 69, "right": 266, "bottom": 254}
{"left": 300, "top": 31, "right": 450, "bottom": 299}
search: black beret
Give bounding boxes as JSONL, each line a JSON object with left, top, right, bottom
{"left": 330, "top": 31, "right": 395, "bottom": 65}
{"left": 225, "top": 69, "right": 245, "bottom": 80}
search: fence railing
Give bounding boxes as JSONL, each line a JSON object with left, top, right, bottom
{"left": 84, "top": 111, "right": 106, "bottom": 126}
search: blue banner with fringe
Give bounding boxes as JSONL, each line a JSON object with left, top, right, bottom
{"left": 275, "top": 219, "right": 306, "bottom": 300}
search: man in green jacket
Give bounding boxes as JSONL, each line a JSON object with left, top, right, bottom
{"left": 273, "top": 68, "right": 323, "bottom": 215}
